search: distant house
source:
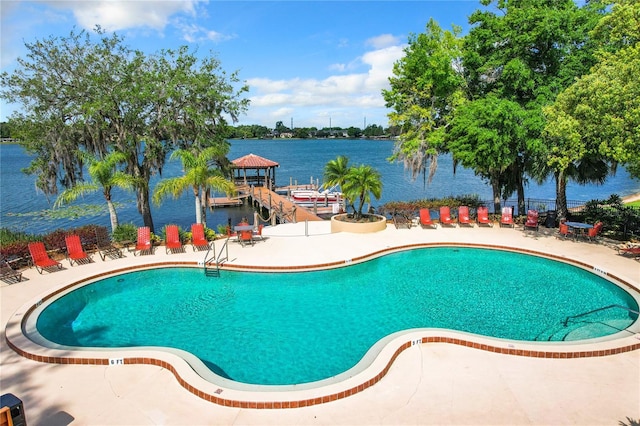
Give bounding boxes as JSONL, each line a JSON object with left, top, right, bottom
{"left": 279, "top": 132, "right": 293, "bottom": 138}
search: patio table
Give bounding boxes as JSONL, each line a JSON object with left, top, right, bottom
{"left": 564, "top": 221, "right": 593, "bottom": 239}
{"left": 234, "top": 225, "right": 254, "bottom": 246}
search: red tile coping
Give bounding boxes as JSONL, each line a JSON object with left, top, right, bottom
{"left": 6, "top": 244, "right": 640, "bottom": 409}
{"left": 6, "top": 333, "right": 640, "bottom": 409}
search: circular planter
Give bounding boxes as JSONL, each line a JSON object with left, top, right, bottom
{"left": 330, "top": 213, "right": 387, "bottom": 233}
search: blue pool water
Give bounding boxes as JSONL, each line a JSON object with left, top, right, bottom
{"left": 36, "top": 247, "right": 638, "bottom": 386}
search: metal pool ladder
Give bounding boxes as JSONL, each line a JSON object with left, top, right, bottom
{"left": 202, "top": 239, "right": 229, "bottom": 277}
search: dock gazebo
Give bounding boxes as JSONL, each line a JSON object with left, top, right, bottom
{"left": 231, "top": 153, "right": 279, "bottom": 190}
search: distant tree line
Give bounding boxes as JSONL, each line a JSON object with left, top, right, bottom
{"left": 226, "top": 122, "right": 398, "bottom": 139}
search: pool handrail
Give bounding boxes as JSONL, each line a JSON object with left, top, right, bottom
{"left": 563, "top": 304, "right": 640, "bottom": 327}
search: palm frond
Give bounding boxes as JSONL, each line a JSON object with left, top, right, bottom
{"left": 53, "top": 183, "right": 100, "bottom": 208}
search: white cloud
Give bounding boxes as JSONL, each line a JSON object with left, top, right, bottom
{"left": 240, "top": 40, "right": 406, "bottom": 128}
{"left": 176, "top": 21, "right": 234, "bottom": 43}
{"left": 46, "top": 0, "right": 200, "bottom": 32}
{"left": 247, "top": 43, "right": 404, "bottom": 108}
{"left": 362, "top": 45, "right": 405, "bottom": 88}
{"left": 365, "top": 34, "right": 402, "bottom": 49}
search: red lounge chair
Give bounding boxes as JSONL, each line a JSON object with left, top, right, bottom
{"left": 524, "top": 210, "right": 539, "bottom": 231}
{"left": 439, "top": 206, "right": 456, "bottom": 227}
{"left": 65, "top": 234, "right": 92, "bottom": 266}
{"left": 458, "top": 206, "right": 473, "bottom": 227}
{"left": 191, "top": 223, "right": 211, "bottom": 251}
{"left": 617, "top": 245, "right": 640, "bottom": 259}
{"left": 28, "top": 242, "right": 62, "bottom": 274}
{"left": 587, "top": 221, "right": 603, "bottom": 242}
{"left": 500, "top": 207, "right": 514, "bottom": 228}
{"left": 134, "top": 226, "right": 153, "bottom": 256}
{"left": 419, "top": 208, "right": 437, "bottom": 229}
{"left": 477, "top": 206, "right": 492, "bottom": 227}
{"left": 165, "top": 225, "right": 183, "bottom": 254}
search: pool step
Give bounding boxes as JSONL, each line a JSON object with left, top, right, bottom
{"left": 536, "top": 319, "right": 632, "bottom": 341}
{"left": 204, "top": 267, "right": 220, "bottom": 278}
{"left": 535, "top": 321, "right": 586, "bottom": 341}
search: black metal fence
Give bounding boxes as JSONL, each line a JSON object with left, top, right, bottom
{"left": 480, "top": 198, "right": 588, "bottom": 216}
{"left": 482, "top": 198, "right": 639, "bottom": 239}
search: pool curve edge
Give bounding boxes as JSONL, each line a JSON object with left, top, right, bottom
{"left": 6, "top": 242, "right": 640, "bottom": 409}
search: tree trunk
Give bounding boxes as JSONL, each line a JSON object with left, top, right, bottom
{"left": 555, "top": 170, "right": 568, "bottom": 220}
{"left": 106, "top": 199, "right": 119, "bottom": 232}
{"left": 136, "top": 181, "right": 155, "bottom": 233}
{"left": 202, "top": 188, "right": 210, "bottom": 228}
{"left": 491, "top": 176, "right": 502, "bottom": 213}
{"left": 516, "top": 173, "right": 525, "bottom": 217}
{"left": 103, "top": 189, "right": 119, "bottom": 232}
{"left": 194, "top": 186, "right": 202, "bottom": 225}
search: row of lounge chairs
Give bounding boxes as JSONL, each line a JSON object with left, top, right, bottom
{"left": 11, "top": 223, "right": 218, "bottom": 277}
{"left": 416, "top": 207, "right": 605, "bottom": 241}
{"left": 117, "top": 224, "right": 218, "bottom": 256}
{"left": 415, "top": 206, "right": 514, "bottom": 228}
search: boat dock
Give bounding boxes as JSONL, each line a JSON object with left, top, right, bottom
{"left": 247, "top": 186, "right": 325, "bottom": 223}
{"left": 208, "top": 196, "right": 244, "bottom": 207}
{"left": 209, "top": 153, "right": 337, "bottom": 223}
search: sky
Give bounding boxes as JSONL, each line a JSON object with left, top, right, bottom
{"left": 1, "top": 1, "right": 484, "bottom": 129}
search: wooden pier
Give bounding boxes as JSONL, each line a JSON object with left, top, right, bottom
{"left": 208, "top": 196, "right": 244, "bottom": 207}
{"left": 208, "top": 183, "right": 338, "bottom": 223}
{"left": 248, "top": 186, "right": 325, "bottom": 223}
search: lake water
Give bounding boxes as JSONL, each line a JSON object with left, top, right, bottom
{"left": 1, "top": 139, "right": 638, "bottom": 235}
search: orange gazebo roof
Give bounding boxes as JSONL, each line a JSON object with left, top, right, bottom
{"left": 231, "top": 153, "right": 279, "bottom": 169}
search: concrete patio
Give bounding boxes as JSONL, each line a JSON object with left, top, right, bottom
{"left": 1, "top": 221, "right": 639, "bottom": 425}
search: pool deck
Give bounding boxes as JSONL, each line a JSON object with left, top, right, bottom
{"left": 2, "top": 221, "right": 639, "bottom": 425}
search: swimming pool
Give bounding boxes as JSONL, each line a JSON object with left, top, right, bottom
{"left": 33, "top": 247, "right": 639, "bottom": 386}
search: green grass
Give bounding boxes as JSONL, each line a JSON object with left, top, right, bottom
{"left": 625, "top": 200, "right": 640, "bottom": 208}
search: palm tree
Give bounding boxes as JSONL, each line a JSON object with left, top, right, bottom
{"left": 152, "top": 147, "right": 236, "bottom": 227}
{"left": 342, "top": 164, "right": 383, "bottom": 220}
{"left": 555, "top": 157, "right": 613, "bottom": 220}
{"left": 323, "top": 155, "right": 350, "bottom": 188}
{"left": 324, "top": 155, "right": 351, "bottom": 211}
{"left": 54, "top": 151, "right": 135, "bottom": 232}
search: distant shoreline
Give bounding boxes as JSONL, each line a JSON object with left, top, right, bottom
{"left": 623, "top": 193, "right": 640, "bottom": 203}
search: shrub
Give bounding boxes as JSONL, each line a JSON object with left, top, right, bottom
{"left": 216, "top": 224, "right": 229, "bottom": 235}
{"left": 577, "top": 195, "right": 640, "bottom": 240}
{"left": 74, "top": 224, "right": 106, "bottom": 248}
{"left": 204, "top": 226, "right": 217, "bottom": 240}
{"left": 42, "top": 229, "right": 67, "bottom": 252}
{"left": 112, "top": 223, "right": 138, "bottom": 243}
{"left": 0, "top": 228, "right": 40, "bottom": 246}
{"left": 0, "top": 241, "right": 30, "bottom": 267}
{"left": 377, "top": 194, "right": 483, "bottom": 217}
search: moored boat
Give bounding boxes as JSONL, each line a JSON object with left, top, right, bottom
{"left": 290, "top": 185, "right": 342, "bottom": 203}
